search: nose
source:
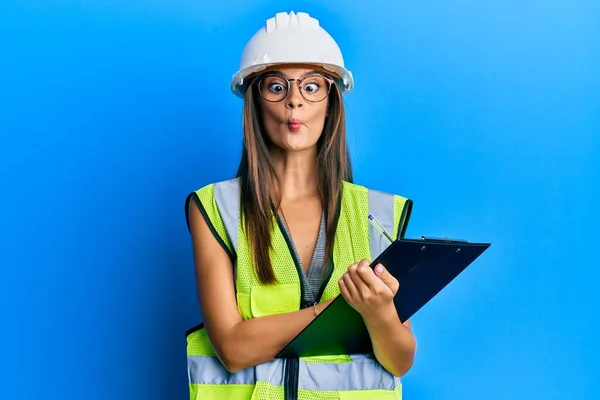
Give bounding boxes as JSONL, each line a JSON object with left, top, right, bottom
{"left": 285, "top": 80, "right": 304, "bottom": 109}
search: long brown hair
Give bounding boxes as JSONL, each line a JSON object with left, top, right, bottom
{"left": 235, "top": 75, "right": 353, "bottom": 284}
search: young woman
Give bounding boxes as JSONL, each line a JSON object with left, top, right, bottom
{"left": 185, "top": 11, "right": 416, "bottom": 400}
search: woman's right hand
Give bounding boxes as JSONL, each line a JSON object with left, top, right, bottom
{"left": 338, "top": 260, "right": 415, "bottom": 377}
{"left": 337, "top": 259, "right": 399, "bottom": 324}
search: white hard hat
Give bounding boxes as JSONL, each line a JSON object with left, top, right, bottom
{"left": 230, "top": 11, "right": 354, "bottom": 98}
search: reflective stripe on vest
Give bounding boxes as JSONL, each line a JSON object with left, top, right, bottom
{"left": 188, "top": 354, "right": 400, "bottom": 391}
{"left": 185, "top": 178, "right": 412, "bottom": 400}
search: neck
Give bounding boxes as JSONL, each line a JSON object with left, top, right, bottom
{"left": 269, "top": 146, "right": 319, "bottom": 202}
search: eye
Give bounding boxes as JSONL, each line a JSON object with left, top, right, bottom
{"left": 268, "top": 82, "right": 286, "bottom": 93}
{"left": 303, "top": 82, "right": 320, "bottom": 93}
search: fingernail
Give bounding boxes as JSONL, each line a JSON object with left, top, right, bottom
{"left": 375, "top": 264, "right": 383, "bottom": 273}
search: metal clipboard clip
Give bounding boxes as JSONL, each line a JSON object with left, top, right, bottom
{"left": 419, "top": 236, "right": 469, "bottom": 252}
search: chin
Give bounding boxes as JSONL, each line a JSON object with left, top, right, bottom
{"left": 283, "top": 145, "right": 317, "bottom": 153}
{"left": 275, "top": 141, "right": 318, "bottom": 153}
{"left": 271, "top": 134, "right": 319, "bottom": 153}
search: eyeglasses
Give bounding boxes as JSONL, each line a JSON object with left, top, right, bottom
{"left": 255, "top": 72, "right": 335, "bottom": 103}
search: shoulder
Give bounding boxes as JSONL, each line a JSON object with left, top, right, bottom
{"left": 185, "top": 178, "right": 239, "bottom": 259}
{"left": 184, "top": 177, "right": 240, "bottom": 230}
{"left": 187, "top": 177, "right": 240, "bottom": 203}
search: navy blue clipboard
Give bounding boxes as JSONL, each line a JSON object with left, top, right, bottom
{"left": 276, "top": 237, "right": 491, "bottom": 358}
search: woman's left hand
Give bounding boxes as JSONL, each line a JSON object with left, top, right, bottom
{"left": 338, "top": 259, "right": 399, "bottom": 324}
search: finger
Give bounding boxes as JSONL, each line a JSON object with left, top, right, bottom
{"left": 346, "top": 262, "right": 363, "bottom": 286}
{"left": 338, "top": 277, "right": 350, "bottom": 302}
{"left": 355, "top": 262, "right": 382, "bottom": 292}
{"left": 352, "top": 259, "right": 391, "bottom": 300}
{"left": 357, "top": 266, "right": 394, "bottom": 300}
{"left": 373, "top": 263, "right": 399, "bottom": 292}
{"left": 347, "top": 261, "right": 359, "bottom": 275}
{"left": 340, "top": 272, "right": 359, "bottom": 300}
{"left": 347, "top": 259, "right": 368, "bottom": 281}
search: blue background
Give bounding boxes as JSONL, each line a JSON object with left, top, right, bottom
{"left": 1, "top": 0, "right": 598, "bottom": 399}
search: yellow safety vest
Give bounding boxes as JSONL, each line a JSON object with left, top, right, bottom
{"left": 184, "top": 178, "right": 413, "bottom": 400}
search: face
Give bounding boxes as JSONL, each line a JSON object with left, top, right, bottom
{"left": 255, "top": 67, "right": 332, "bottom": 154}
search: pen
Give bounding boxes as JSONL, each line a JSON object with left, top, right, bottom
{"left": 368, "top": 214, "right": 394, "bottom": 243}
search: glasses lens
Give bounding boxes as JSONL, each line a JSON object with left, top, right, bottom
{"left": 259, "top": 75, "right": 288, "bottom": 102}
{"left": 300, "top": 74, "right": 330, "bottom": 102}
{"left": 257, "top": 74, "right": 332, "bottom": 102}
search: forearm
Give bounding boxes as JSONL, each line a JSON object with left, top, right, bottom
{"left": 220, "top": 298, "right": 334, "bottom": 372}
{"left": 364, "top": 304, "right": 416, "bottom": 377}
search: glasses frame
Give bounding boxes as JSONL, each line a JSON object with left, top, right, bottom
{"left": 254, "top": 72, "right": 336, "bottom": 103}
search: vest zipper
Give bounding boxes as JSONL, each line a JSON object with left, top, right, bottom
{"left": 278, "top": 195, "right": 343, "bottom": 399}
{"left": 283, "top": 357, "right": 299, "bottom": 400}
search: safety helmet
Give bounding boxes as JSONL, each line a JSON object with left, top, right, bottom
{"left": 230, "top": 11, "right": 354, "bottom": 98}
